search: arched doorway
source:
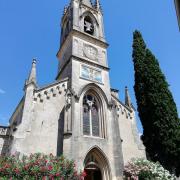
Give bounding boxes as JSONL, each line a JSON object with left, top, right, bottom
{"left": 85, "top": 162, "right": 102, "bottom": 180}
{"left": 84, "top": 147, "right": 111, "bottom": 180}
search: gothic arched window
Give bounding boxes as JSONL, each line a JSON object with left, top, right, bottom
{"left": 84, "top": 16, "right": 94, "bottom": 35}
{"left": 83, "top": 94, "right": 100, "bottom": 137}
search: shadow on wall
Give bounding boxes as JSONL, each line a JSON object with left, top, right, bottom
{"left": 56, "top": 107, "right": 65, "bottom": 156}
{"left": 1, "top": 136, "right": 13, "bottom": 156}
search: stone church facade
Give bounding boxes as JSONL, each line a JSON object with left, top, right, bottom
{"left": 0, "top": 0, "right": 145, "bottom": 179}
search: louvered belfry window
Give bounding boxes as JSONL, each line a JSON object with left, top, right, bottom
{"left": 83, "top": 94, "right": 100, "bottom": 137}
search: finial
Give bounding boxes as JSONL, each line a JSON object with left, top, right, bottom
{"left": 94, "top": 0, "right": 102, "bottom": 12}
{"left": 32, "top": 58, "right": 37, "bottom": 64}
{"left": 26, "top": 58, "right": 37, "bottom": 88}
{"left": 125, "top": 86, "right": 132, "bottom": 108}
{"left": 63, "top": 6, "right": 68, "bottom": 15}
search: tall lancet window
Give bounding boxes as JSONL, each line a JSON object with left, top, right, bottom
{"left": 83, "top": 94, "right": 100, "bottom": 137}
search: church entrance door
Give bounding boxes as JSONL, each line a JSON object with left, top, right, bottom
{"left": 84, "top": 147, "right": 111, "bottom": 180}
{"left": 85, "top": 165, "right": 102, "bottom": 180}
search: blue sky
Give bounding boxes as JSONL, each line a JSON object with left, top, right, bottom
{"left": 0, "top": 0, "right": 179, "bottom": 132}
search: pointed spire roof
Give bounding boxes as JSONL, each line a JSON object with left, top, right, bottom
{"left": 94, "top": 0, "right": 102, "bottom": 11}
{"left": 63, "top": 6, "right": 68, "bottom": 15}
{"left": 125, "top": 86, "right": 132, "bottom": 108}
{"left": 26, "top": 59, "right": 37, "bottom": 87}
{"left": 81, "top": 0, "right": 93, "bottom": 7}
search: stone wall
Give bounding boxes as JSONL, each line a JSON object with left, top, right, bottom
{"left": 113, "top": 97, "right": 146, "bottom": 164}
{"left": 10, "top": 80, "right": 68, "bottom": 156}
{"left": 0, "top": 137, "right": 5, "bottom": 154}
{"left": 0, "top": 126, "right": 10, "bottom": 155}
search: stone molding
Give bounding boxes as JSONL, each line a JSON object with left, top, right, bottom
{"left": 111, "top": 95, "right": 133, "bottom": 120}
{"left": 34, "top": 79, "right": 68, "bottom": 103}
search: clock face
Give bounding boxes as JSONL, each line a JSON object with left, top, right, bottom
{"left": 83, "top": 44, "right": 98, "bottom": 61}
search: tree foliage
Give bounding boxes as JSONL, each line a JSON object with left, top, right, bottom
{"left": 132, "top": 30, "right": 180, "bottom": 175}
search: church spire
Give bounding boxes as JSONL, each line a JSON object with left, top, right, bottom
{"left": 26, "top": 59, "right": 37, "bottom": 87}
{"left": 94, "top": 0, "right": 102, "bottom": 11}
{"left": 125, "top": 86, "right": 132, "bottom": 108}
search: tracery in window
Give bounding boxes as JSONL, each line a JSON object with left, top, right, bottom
{"left": 83, "top": 94, "right": 100, "bottom": 137}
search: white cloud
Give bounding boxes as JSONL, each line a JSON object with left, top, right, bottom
{"left": 0, "top": 88, "right": 5, "bottom": 94}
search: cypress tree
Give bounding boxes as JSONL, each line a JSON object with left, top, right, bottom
{"left": 132, "top": 30, "right": 180, "bottom": 175}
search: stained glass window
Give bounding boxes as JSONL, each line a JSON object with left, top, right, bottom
{"left": 83, "top": 94, "right": 100, "bottom": 137}
{"left": 91, "top": 105, "right": 100, "bottom": 137}
{"left": 83, "top": 104, "right": 90, "bottom": 136}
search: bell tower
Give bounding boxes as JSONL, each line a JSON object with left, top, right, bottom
{"left": 56, "top": 0, "right": 125, "bottom": 178}
{"left": 56, "top": 0, "right": 111, "bottom": 102}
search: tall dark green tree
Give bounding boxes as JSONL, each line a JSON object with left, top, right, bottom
{"left": 132, "top": 30, "right": 180, "bottom": 175}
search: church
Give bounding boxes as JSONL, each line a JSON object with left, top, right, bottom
{"left": 0, "top": 0, "right": 146, "bottom": 179}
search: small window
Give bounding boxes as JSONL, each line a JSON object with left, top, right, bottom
{"left": 84, "top": 16, "right": 94, "bottom": 35}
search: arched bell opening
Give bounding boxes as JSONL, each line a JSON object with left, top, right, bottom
{"left": 84, "top": 16, "right": 94, "bottom": 35}
{"left": 84, "top": 147, "right": 111, "bottom": 180}
{"left": 80, "top": 11, "right": 100, "bottom": 38}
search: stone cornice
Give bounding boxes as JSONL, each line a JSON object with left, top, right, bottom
{"left": 35, "top": 78, "right": 69, "bottom": 93}
{"left": 80, "top": 3, "right": 99, "bottom": 14}
{"left": 56, "top": 55, "right": 110, "bottom": 80}
{"left": 73, "top": 29, "right": 108, "bottom": 48}
{"left": 57, "top": 29, "right": 108, "bottom": 58}
{"left": 33, "top": 78, "right": 69, "bottom": 103}
{"left": 72, "top": 55, "right": 110, "bottom": 70}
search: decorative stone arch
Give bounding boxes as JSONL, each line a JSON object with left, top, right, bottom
{"left": 80, "top": 11, "right": 100, "bottom": 37}
{"left": 84, "top": 146, "right": 112, "bottom": 180}
{"left": 78, "top": 83, "right": 109, "bottom": 105}
{"left": 79, "top": 83, "right": 108, "bottom": 138}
